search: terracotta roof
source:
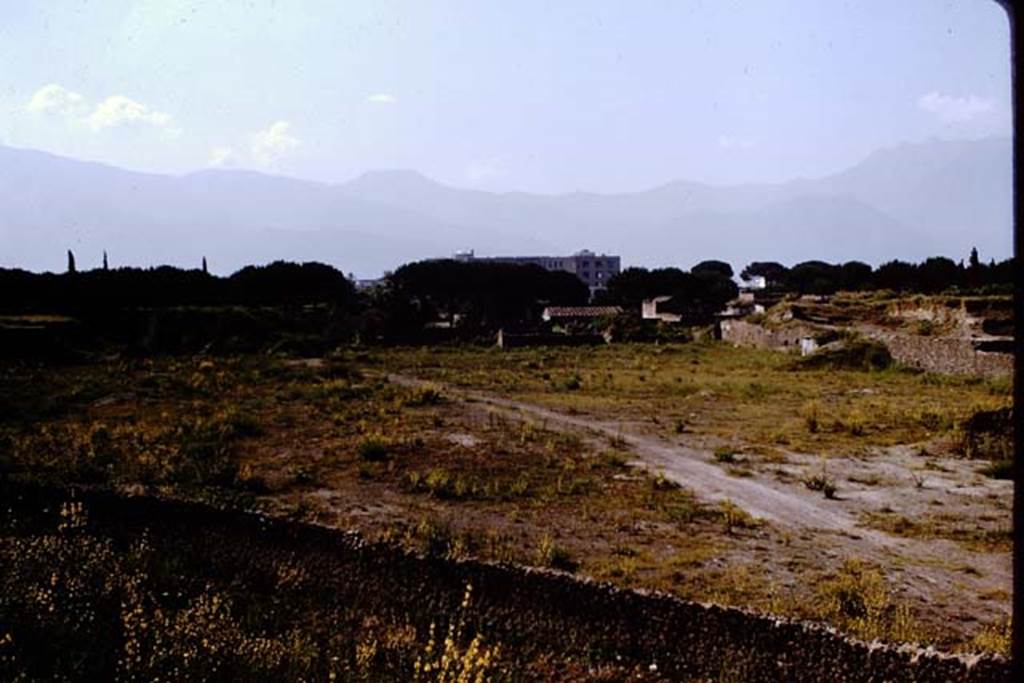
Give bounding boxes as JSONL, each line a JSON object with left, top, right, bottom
{"left": 543, "top": 306, "right": 622, "bottom": 318}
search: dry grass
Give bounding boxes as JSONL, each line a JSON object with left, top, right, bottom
{"left": 0, "top": 348, "right": 1008, "bottom": 655}
{"left": 859, "top": 510, "right": 1012, "bottom": 553}
{"left": 378, "top": 343, "right": 1010, "bottom": 455}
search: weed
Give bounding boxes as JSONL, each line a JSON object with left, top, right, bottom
{"left": 600, "top": 451, "right": 629, "bottom": 469}
{"left": 506, "top": 472, "right": 530, "bottom": 498}
{"left": 804, "top": 464, "right": 837, "bottom": 499}
{"left": 801, "top": 401, "right": 821, "bottom": 434}
{"left": 651, "top": 471, "right": 679, "bottom": 491}
{"left": 814, "top": 559, "right": 918, "bottom": 643}
{"left": 968, "top": 618, "right": 1011, "bottom": 657}
{"left": 410, "top": 519, "right": 459, "bottom": 559}
{"left": 534, "top": 535, "right": 577, "bottom": 572}
{"left": 713, "top": 447, "right": 736, "bottom": 464}
{"left": 608, "top": 433, "right": 629, "bottom": 449}
{"left": 403, "top": 384, "right": 444, "bottom": 407}
{"left": 719, "top": 500, "right": 760, "bottom": 533}
{"left": 413, "top": 584, "right": 501, "bottom": 682}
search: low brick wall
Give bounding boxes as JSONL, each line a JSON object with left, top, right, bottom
{"left": 1, "top": 484, "right": 1008, "bottom": 682}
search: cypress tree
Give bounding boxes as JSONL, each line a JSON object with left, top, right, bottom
{"left": 202, "top": 256, "right": 208, "bottom": 274}
{"left": 67, "top": 249, "right": 77, "bottom": 274}
{"left": 102, "top": 250, "right": 109, "bottom": 271}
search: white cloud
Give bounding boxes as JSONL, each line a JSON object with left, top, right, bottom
{"left": 88, "top": 95, "right": 176, "bottom": 131}
{"left": 718, "top": 135, "right": 755, "bottom": 150}
{"left": 366, "top": 93, "right": 397, "bottom": 104}
{"left": 918, "top": 92, "right": 995, "bottom": 123}
{"left": 251, "top": 120, "right": 300, "bottom": 166}
{"left": 208, "top": 146, "right": 237, "bottom": 167}
{"left": 25, "top": 84, "right": 87, "bottom": 116}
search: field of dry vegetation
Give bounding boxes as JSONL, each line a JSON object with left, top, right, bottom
{"left": 0, "top": 339, "right": 1013, "bottom": 677}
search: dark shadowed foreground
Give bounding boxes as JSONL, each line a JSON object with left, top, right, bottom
{"left": 0, "top": 483, "right": 1008, "bottom": 682}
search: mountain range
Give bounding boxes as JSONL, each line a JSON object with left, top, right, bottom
{"left": 0, "top": 136, "right": 1011, "bottom": 277}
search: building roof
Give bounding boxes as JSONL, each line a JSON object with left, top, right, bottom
{"left": 543, "top": 306, "right": 622, "bottom": 318}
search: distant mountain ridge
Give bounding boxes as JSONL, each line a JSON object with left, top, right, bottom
{"left": 0, "top": 137, "right": 1011, "bottom": 277}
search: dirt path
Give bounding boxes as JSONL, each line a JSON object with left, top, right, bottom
{"left": 388, "top": 373, "right": 1012, "bottom": 622}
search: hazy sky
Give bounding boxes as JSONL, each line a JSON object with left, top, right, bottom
{"left": 0, "top": 1, "right": 1012, "bottom": 192}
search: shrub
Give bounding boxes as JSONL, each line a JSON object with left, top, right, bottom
{"left": 797, "top": 339, "right": 893, "bottom": 372}
{"left": 357, "top": 436, "right": 391, "bottom": 462}
{"left": 954, "top": 407, "right": 1013, "bottom": 460}
{"left": 916, "top": 408, "right": 950, "bottom": 432}
{"left": 980, "top": 460, "right": 1013, "bottom": 480}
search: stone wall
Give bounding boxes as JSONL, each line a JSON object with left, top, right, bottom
{"left": 720, "top": 319, "right": 1013, "bottom": 378}
{"left": 497, "top": 329, "right": 606, "bottom": 348}
{"left": 718, "top": 319, "right": 819, "bottom": 351}
{"left": 861, "top": 329, "right": 1013, "bottom": 378}
{"left": 2, "top": 484, "right": 1008, "bottom": 682}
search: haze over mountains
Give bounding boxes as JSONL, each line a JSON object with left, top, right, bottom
{"left": 0, "top": 137, "right": 1011, "bottom": 278}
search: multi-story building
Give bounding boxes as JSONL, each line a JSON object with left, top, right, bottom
{"left": 453, "top": 249, "right": 621, "bottom": 296}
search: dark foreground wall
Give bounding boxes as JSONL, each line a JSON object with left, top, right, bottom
{"left": 3, "top": 484, "right": 1009, "bottom": 682}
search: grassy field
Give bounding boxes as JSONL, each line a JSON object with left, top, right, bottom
{"left": 379, "top": 341, "right": 1011, "bottom": 457}
{"left": 0, "top": 341, "right": 1013, "bottom": 665}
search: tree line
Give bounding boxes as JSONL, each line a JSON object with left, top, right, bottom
{"left": 739, "top": 249, "right": 1013, "bottom": 295}
{"left": 0, "top": 250, "right": 1012, "bottom": 330}
{"left": 0, "top": 261, "right": 357, "bottom": 313}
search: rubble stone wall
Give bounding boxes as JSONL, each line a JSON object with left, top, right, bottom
{"left": 861, "top": 329, "right": 1013, "bottom": 378}
{"left": 720, "top": 319, "right": 1012, "bottom": 378}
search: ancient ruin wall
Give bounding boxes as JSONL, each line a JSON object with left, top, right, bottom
{"left": 4, "top": 485, "right": 1008, "bottom": 683}
{"left": 720, "top": 319, "right": 1012, "bottom": 377}
{"left": 861, "top": 329, "right": 1013, "bottom": 377}
{"left": 719, "top": 319, "right": 818, "bottom": 351}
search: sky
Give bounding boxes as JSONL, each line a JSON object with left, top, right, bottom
{"left": 0, "top": 0, "right": 1013, "bottom": 193}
